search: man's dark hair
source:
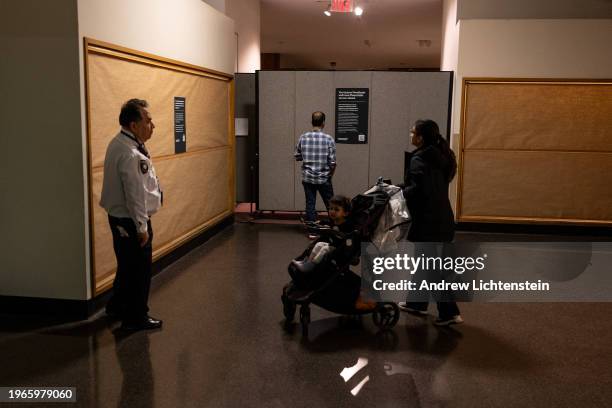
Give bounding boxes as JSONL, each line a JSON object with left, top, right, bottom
{"left": 312, "top": 111, "right": 326, "bottom": 127}
{"left": 119, "top": 99, "right": 148, "bottom": 127}
{"left": 330, "top": 195, "right": 351, "bottom": 213}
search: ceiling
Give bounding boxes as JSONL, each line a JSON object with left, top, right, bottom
{"left": 261, "top": 0, "right": 443, "bottom": 70}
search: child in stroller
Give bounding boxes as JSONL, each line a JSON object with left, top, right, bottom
{"left": 290, "top": 195, "right": 376, "bottom": 311}
{"left": 282, "top": 180, "right": 406, "bottom": 335}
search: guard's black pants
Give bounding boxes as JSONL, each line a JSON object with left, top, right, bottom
{"left": 107, "top": 215, "right": 152, "bottom": 323}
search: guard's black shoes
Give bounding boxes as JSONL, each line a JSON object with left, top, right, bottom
{"left": 121, "top": 316, "right": 163, "bottom": 331}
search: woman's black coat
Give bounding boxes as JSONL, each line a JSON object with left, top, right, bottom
{"left": 402, "top": 145, "right": 455, "bottom": 242}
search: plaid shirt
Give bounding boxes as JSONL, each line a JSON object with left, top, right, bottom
{"left": 294, "top": 130, "right": 337, "bottom": 184}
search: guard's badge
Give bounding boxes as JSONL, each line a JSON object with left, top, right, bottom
{"left": 139, "top": 160, "right": 149, "bottom": 174}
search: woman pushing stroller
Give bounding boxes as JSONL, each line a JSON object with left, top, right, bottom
{"left": 398, "top": 119, "right": 464, "bottom": 326}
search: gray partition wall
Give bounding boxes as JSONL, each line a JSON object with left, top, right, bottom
{"left": 258, "top": 70, "right": 452, "bottom": 211}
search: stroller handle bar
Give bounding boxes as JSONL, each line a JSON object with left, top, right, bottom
{"left": 304, "top": 222, "right": 355, "bottom": 241}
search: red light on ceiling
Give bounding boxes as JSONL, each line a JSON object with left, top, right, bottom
{"left": 331, "top": 0, "right": 353, "bottom": 13}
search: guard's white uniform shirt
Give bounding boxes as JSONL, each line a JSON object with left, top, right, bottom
{"left": 100, "top": 130, "right": 162, "bottom": 233}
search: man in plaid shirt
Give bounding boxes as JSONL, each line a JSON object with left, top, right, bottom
{"left": 294, "top": 111, "right": 337, "bottom": 225}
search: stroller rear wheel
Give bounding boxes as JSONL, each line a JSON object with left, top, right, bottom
{"left": 300, "top": 305, "right": 311, "bottom": 335}
{"left": 372, "top": 302, "right": 400, "bottom": 329}
{"left": 282, "top": 292, "right": 296, "bottom": 323}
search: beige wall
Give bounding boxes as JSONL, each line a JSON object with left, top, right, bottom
{"left": 440, "top": 0, "right": 461, "bottom": 210}
{"left": 0, "top": 0, "right": 87, "bottom": 299}
{"left": 458, "top": 0, "right": 612, "bottom": 20}
{"left": 442, "top": 17, "right": 612, "bottom": 213}
{"left": 77, "top": 0, "right": 235, "bottom": 75}
{"left": 77, "top": 0, "right": 236, "bottom": 299}
{"left": 203, "top": 0, "right": 226, "bottom": 14}
{"left": 441, "top": 0, "right": 459, "bottom": 72}
{"left": 226, "top": 0, "right": 261, "bottom": 72}
{"left": 453, "top": 19, "right": 612, "bottom": 134}
{"left": 0, "top": 0, "right": 236, "bottom": 301}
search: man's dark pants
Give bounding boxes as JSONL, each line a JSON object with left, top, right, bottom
{"left": 302, "top": 180, "right": 334, "bottom": 222}
{"left": 107, "top": 215, "right": 153, "bottom": 323}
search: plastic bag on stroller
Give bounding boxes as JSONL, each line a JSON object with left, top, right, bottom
{"left": 364, "top": 179, "right": 411, "bottom": 252}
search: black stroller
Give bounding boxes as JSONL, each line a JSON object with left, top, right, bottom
{"left": 282, "top": 181, "right": 406, "bottom": 336}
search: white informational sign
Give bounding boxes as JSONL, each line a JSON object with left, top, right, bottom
{"left": 235, "top": 118, "right": 249, "bottom": 136}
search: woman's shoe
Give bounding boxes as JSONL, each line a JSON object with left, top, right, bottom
{"left": 433, "top": 315, "right": 463, "bottom": 326}
{"left": 397, "top": 302, "right": 428, "bottom": 315}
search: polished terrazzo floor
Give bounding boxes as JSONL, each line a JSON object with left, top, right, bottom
{"left": 1, "top": 223, "right": 612, "bottom": 407}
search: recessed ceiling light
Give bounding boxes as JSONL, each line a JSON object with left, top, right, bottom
{"left": 324, "top": 10, "right": 331, "bottom": 16}
{"left": 354, "top": 6, "right": 363, "bottom": 16}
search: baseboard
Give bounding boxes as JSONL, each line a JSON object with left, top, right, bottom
{"left": 0, "top": 296, "right": 90, "bottom": 322}
{"left": 457, "top": 222, "right": 612, "bottom": 238}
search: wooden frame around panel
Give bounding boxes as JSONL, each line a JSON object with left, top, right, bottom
{"left": 83, "top": 37, "right": 235, "bottom": 296}
{"left": 456, "top": 77, "right": 612, "bottom": 227}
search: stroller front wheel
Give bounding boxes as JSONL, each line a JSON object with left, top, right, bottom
{"left": 372, "top": 302, "right": 400, "bottom": 329}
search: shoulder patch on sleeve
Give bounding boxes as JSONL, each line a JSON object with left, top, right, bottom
{"left": 139, "top": 160, "right": 149, "bottom": 174}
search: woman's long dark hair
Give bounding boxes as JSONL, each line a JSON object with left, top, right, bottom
{"left": 414, "top": 119, "right": 457, "bottom": 182}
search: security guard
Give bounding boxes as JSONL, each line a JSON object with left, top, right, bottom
{"left": 100, "top": 98, "right": 163, "bottom": 330}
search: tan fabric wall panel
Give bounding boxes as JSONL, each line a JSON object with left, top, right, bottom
{"left": 91, "top": 148, "right": 231, "bottom": 282}
{"left": 85, "top": 41, "right": 233, "bottom": 291}
{"left": 461, "top": 150, "right": 612, "bottom": 222}
{"left": 152, "top": 149, "right": 231, "bottom": 249}
{"left": 91, "top": 168, "right": 116, "bottom": 283}
{"left": 464, "top": 82, "right": 612, "bottom": 151}
{"left": 89, "top": 52, "right": 229, "bottom": 168}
